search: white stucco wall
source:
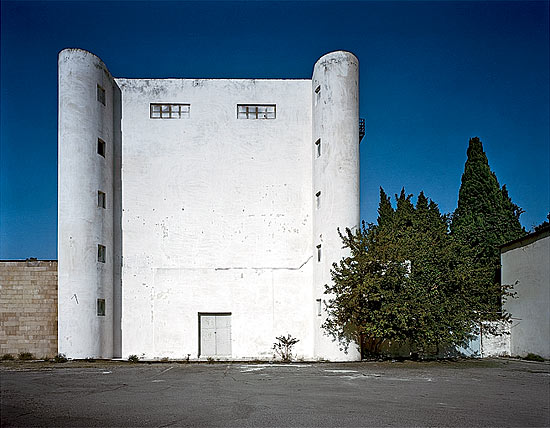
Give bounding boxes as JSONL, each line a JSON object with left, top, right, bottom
{"left": 312, "top": 51, "right": 361, "bottom": 361}
{"left": 58, "top": 49, "right": 117, "bottom": 358}
{"left": 116, "top": 78, "right": 316, "bottom": 359}
{"left": 480, "top": 321, "right": 511, "bottom": 357}
{"left": 502, "top": 230, "right": 550, "bottom": 359}
{"left": 58, "top": 49, "right": 362, "bottom": 361}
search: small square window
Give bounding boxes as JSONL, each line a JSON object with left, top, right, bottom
{"left": 97, "top": 85, "right": 105, "bottom": 105}
{"left": 98, "top": 191, "right": 106, "bottom": 209}
{"left": 97, "top": 139, "right": 106, "bottom": 157}
{"left": 316, "top": 298, "right": 322, "bottom": 316}
{"left": 317, "top": 244, "right": 322, "bottom": 262}
{"left": 315, "top": 139, "right": 321, "bottom": 158}
{"left": 98, "top": 244, "right": 106, "bottom": 263}
{"left": 97, "top": 299, "right": 105, "bottom": 316}
{"left": 316, "top": 191, "right": 321, "bottom": 209}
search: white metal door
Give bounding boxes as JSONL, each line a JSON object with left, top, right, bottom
{"left": 200, "top": 314, "right": 231, "bottom": 357}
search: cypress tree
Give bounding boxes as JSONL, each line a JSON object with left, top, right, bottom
{"left": 451, "top": 137, "right": 525, "bottom": 312}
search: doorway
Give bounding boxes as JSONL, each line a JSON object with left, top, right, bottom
{"left": 199, "top": 313, "right": 232, "bottom": 357}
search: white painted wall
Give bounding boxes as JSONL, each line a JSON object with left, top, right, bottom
{"left": 58, "top": 49, "right": 362, "bottom": 361}
{"left": 116, "top": 77, "right": 317, "bottom": 360}
{"left": 502, "top": 231, "right": 550, "bottom": 359}
{"left": 312, "top": 51, "right": 361, "bottom": 361}
{"left": 58, "top": 49, "right": 117, "bottom": 358}
{"left": 480, "top": 321, "right": 511, "bottom": 357}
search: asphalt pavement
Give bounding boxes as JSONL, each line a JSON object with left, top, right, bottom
{"left": 1, "top": 359, "right": 549, "bottom": 427}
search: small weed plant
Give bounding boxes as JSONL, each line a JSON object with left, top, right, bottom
{"left": 128, "top": 354, "right": 139, "bottom": 363}
{"left": 207, "top": 357, "right": 215, "bottom": 364}
{"left": 273, "top": 334, "right": 299, "bottom": 362}
{"left": 18, "top": 352, "right": 35, "bottom": 361}
{"left": 525, "top": 353, "right": 545, "bottom": 362}
{"left": 1, "top": 354, "right": 15, "bottom": 361}
{"left": 54, "top": 353, "right": 68, "bottom": 363}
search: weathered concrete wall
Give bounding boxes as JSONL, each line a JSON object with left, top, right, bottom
{"left": 0, "top": 260, "right": 58, "bottom": 357}
{"left": 58, "top": 49, "right": 120, "bottom": 358}
{"left": 116, "top": 77, "right": 316, "bottom": 360}
{"left": 502, "top": 229, "right": 550, "bottom": 359}
{"left": 312, "top": 51, "right": 361, "bottom": 361}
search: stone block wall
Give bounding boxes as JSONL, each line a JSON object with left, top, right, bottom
{"left": 0, "top": 260, "right": 58, "bottom": 358}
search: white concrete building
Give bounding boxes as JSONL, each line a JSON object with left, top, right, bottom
{"left": 502, "top": 226, "right": 550, "bottom": 359}
{"left": 58, "top": 48, "right": 362, "bottom": 361}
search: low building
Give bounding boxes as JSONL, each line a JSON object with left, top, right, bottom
{"left": 0, "top": 259, "right": 58, "bottom": 358}
{"left": 501, "top": 226, "right": 550, "bottom": 359}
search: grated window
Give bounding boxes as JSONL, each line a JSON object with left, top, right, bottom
{"left": 237, "top": 104, "right": 276, "bottom": 119}
{"left": 150, "top": 103, "right": 190, "bottom": 119}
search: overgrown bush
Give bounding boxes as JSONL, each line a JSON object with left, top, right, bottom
{"left": 273, "top": 334, "right": 299, "bottom": 362}
{"left": 1, "top": 354, "right": 15, "bottom": 361}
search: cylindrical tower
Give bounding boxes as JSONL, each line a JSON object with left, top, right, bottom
{"left": 58, "top": 49, "right": 116, "bottom": 358}
{"left": 312, "top": 51, "right": 361, "bottom": 361}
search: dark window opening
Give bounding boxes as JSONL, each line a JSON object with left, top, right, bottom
{"left": 97, "top": 139, "right": 106, "bottom": 157}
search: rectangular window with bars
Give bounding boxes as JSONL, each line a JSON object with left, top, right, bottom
{"left": 150, "top": 103, "right": 190, "bottom": 119}
{"left": 237, "top": 104, "right": 276, "bottom": 119}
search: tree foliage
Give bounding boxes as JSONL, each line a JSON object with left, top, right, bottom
{"left": 323, "top": 188, "right": 514, "bottom": 358}
{"left": 451, "top": 137, "right": 525, "bottom": 310}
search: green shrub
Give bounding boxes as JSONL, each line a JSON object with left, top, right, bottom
{"left": 128, "top": 354, "right": 139, "bottom": 363}
{"left": 525, "top": 353, "right": 545, "bottom": 362}
{"left": 53, "top": 353, "right": 68, "bottom": 363}
{"left": 1, "top": 354, "right": 15, "bottom": 361}
{"left": 18, "top": 352, "right": 34, "bottom": 361}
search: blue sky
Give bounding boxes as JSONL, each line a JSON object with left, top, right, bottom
{"left": 1, "top": 1, "right": 548, "bottom": 259}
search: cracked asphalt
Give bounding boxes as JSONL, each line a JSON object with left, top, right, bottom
{"left": 1, "top": 359, "right": 549, "bottom": 427}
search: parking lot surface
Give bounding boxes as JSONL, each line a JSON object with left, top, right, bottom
{"left": 1, "top": 359, "right": 549, "bottom": 427}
